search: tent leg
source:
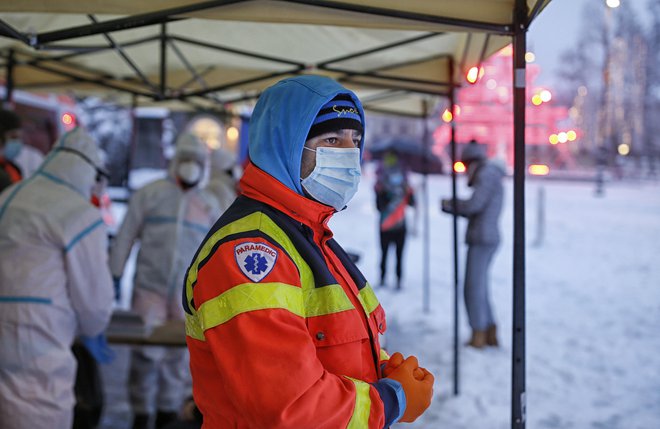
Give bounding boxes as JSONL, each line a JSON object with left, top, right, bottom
{"left": 422, "top": 99, "right": 431, "bottom": 314}
{"left": 449, "top": 65, "right": 460, "bottom": 397}
{"left": 126, "top": 95, "right": 139, "bottom": 189}
{"left": 511, "top": 1, "right": 528, "bottom": 427}
{"left": 159, "top": 23, "right": 167, "bottom": 100}
{"left": 4, "top": 49, "right": 15, "bottom": 107}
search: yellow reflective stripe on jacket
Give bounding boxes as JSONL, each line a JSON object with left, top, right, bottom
{"left": 185, "top": 211, "right": 356, "bottom": 339}
{"left": 357, "top": 284, "right": 380, "bottom": 317}
{"left": 379, "top": 349, "right": 390, "bottom": 361}
{"left": 184, "top": 211, "right": 311, "bottom": 303}
{"left": 185, "top": 212, "right": 309, "bottom": 303}
{"left": 198, "top": 282, "right": 304, "bottom": 331}
{"left": 345, "top": 377, "right": 372, "bottom": 429}
{"left": 305, "top": 284, "right": 354, "bottom": 317}
{"left": 186, "top": 312, "right": 204, "bottom": 340}
{"left": 196, "top": 282, "right": 355, "bottom": 333}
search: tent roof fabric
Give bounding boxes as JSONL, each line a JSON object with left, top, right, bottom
{"left": 0, "top": 0, "right": 551, "bottom": 116}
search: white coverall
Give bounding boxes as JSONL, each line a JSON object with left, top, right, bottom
{"left": 109, "top": 133, "right": 219, "bottom": 415}
{"left": 206, "top": 147, "right": 238, "bottom": 213}
{"left": 0, "top": 128, "right": 114, "bottom": 429}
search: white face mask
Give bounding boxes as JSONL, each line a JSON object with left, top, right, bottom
{"left": 301, "top": 147, "right": 361, "bottom": 211}
{"left": 177, "top": 160, "right": 203, "bottom": 186}
{"left": 3, "top": 139, "right": 22, "bottom": 160}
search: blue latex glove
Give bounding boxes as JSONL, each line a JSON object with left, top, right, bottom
{"left": 81, "top": 334, "right": 116, "bottom": 364}
{"left": 113, "top": 276, "right": 121, "bottom": 301}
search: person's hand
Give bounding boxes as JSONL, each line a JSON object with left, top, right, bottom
{"left": 383, "top": 352, "right": 427, "bottom": 380}
{"left": 81, "top": 334, "right": 116, "bottom": 364}
{"left": 440, "top": 198, "right": 453, "bottom": 213}
{"left": 384, "top": 354, "right": 435, "bottom": 422}
{"left": 113, "top": 276, "right": 121, "bottom": 301}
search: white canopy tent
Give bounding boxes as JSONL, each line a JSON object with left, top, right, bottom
{"left": 0, "top": 1, "right": 548, "bottom": 115}
{"left": 0, "top": 2, "right": 552, "bottom": 427}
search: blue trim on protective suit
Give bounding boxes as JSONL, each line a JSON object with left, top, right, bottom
{"left": 65, "top": 219, "right": 104, "bottom": 252}
{"left": 0, "top": 134, "right": 82, "bottom": 222}
{"left": 0, "top": 296, "right": 52, "bottom": 304}
{"left": 38, "top": 170, "right": 85, "bottom": 198}
{"left": 145, "top": 216, "right": 209, "bottom": 234}
{"left": 0, "top": 177, "right": 30, "bottom": 222}
{"left": 373, "top": 378, "right": 406, "bottom": 426}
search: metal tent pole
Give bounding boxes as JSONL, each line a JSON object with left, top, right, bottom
{"left": 511, "top": 0, "right": 528, "bottom": 427}
{"left": 4, "top": 49, "right": 16, "bottom": 107}
{"left": 159, "top": 23, "right": 167, "bottom": 100}
{"left": 448, "top": 63, "right": 460, "bottom": 396}
{"left": 422, "top": 99, "right": 430, "bottom": 314}
{"left": 4, "top": 49, "right": 15, "bottom": 106}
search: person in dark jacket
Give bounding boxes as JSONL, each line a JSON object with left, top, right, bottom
{"left": 375, "top": 150, "right": 416, "bottom": 290}
{"left": 441, "top": 140, "right": 505, "bottom": 348}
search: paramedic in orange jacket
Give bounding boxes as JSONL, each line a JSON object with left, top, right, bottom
{"left": 183, "top": 75, "right": 435, "bottom": 428}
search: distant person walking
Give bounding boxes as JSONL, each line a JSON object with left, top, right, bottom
{"left": 375, "top": 150, "right": 416, "bottom": 290}
{"left": 441, "top": 140, "right": 505, "bottom": 348}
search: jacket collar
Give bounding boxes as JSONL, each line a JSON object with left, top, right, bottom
{"left": 240, "top": 161, "right": 335, "bottom": 238}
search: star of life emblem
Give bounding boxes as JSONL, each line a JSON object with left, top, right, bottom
{"left": 234, "top": 242, "right": 278, "bottom": 282}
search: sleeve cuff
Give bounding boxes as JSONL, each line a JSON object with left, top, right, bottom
{"left": 373, "top": 378, "right": 406, "bottom": 427}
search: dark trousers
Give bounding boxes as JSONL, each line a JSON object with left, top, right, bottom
{"left": 379, "top": 227, "right": 406, "bottom": 283}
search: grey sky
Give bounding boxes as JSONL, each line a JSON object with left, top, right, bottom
{"left": 527, "top": 0, "right": 650, "bottom": 87}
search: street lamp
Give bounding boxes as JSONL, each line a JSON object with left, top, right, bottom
{"left": 606, "top": 0, "right": 620, "bottom": 8}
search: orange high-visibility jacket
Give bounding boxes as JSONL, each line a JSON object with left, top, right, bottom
{"left": 183, "top": 162, "right": 391, "bottom": 428}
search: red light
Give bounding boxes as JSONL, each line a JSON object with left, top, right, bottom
{"left": 62, "top": 112, "right": 76, "bottom": 127}
{"left": 466, "top": 67, "right": 480, "bottom": 84}
{"left": 454, "top": 161, "right": 466, "bottom": 173}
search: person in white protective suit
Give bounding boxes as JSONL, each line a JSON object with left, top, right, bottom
{"left": 0, "top": 127, "right": 115, "bottom": 429}
{"left": 0, "top": 108, "right": 45, "bottom": 180}
{"left": 109, "top": 133, "right": 220, "bottom": 429}
{"left": 206, "top": 146, "right": 238, "bottom": 213}
{"left": 4, "top": 138, "right": 45, "bottom": 178}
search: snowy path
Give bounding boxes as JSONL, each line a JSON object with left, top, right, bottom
{"left": 333, "top": 172, "right": 660, "bottom": 429}
{"left": 100, "top": 170, "right": 660, "bottom": 429}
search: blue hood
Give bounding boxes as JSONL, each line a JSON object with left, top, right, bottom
{"left": 248, "top": 75, "right": 365, "bottom": 195}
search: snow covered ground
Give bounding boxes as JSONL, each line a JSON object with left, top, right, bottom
{"left": 103, "top": 166, "right": 660, "bottom": 428}
{"left": 332, "top": 166, "right": 660, "bottom": 429}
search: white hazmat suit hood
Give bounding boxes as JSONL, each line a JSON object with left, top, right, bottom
{"left": 169, "top": 133, "right": 208, "bottom": 188}
{"left": 0, "top": 128, "right": 114, "bottom": 429}
{"left": 41, "top": 127, "right": 107, "bottom": 198}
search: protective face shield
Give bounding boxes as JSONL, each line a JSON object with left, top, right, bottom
{"left": 177, "top": 160, "right": 203, "bottom": 187}
{"left": 3, "top": 139, "right": 22, "bottom": 160}
{"left": 300, "top": 147, "right": 361, "bottom": 211}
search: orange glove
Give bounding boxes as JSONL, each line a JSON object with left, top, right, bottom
{"left": 383, "top": 352, "right": 425, "bottom": 380}
{"left": 384, "top": 355, "right": 435, "bottom": 423}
